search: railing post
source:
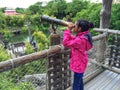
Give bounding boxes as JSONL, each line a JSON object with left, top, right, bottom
{"left": 95, "top": 0, "right": 112, "bottom": 73}
{"left": 46, "top": 26, "right": 62, "bottom": 90}
{"left": 96, "top": 32, "right": 108, "bottom": 63}
{"left": 46, "top": 26, "right": 71, "bottom": 90}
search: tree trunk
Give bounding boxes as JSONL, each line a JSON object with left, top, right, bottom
{"left": 96, "top": 0, "right": 113, "bottom": 63}
{"left": 100, "top": 0, "right": 113, "bottom": 28}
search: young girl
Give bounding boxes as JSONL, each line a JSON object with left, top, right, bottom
{"left": 62, "top": 19, "right": 94, "bottom": 90}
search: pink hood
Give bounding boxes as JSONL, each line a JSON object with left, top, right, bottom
{"left": 62, "top": 30, "right": 93, "bottom": 73}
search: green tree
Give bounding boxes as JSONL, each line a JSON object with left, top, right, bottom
{"left": 74, "top": 3, "right": 102, "bottom": 28}
{"left": 43, "top": 0, "right": 67, "bottom": 19}
{"left": 4, "top": 15, "right": 25, "bottom": 27}
{"left": 54, "top": 0, "right": 67, "bottom": 18}
{"left": 0, "top": 72, "right": 34, "bottom": 90}
{"left": 66, "top": 0, "right": 89, "bottom": 17}
{"left": 0, "top": 29, "right": 13, "bottom": 42}
{"left": 25, "top": 42, "right": 34, "bottom": 54}
{"left": 16, "top": 7, "right": 25, "bottom": 14}
{"left": 32, "top": 31, "right": 49, "bottom": 51}
{"left": 110, "top": 4, "right": 120, "bottom": 30}
{"left": 43, "top": 1, "right": 58, "bottom": 16}
{"left": 0, "top": 44, "right": 10, "bottom": 61}
{"left": 29, "top": 14, "right": 41, "bottom": 28}
{"left": 27, "top": 2, "right": 43, "bottom": 15}
{"left": 0, "top": 14, "right": 6, "bottom": 29}
{"left": 0, "top": 7, "right": 6, "bottom": 13}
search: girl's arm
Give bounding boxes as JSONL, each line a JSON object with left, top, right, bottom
{"left": 62, "top": 30, "right": 81, "bottom": 48}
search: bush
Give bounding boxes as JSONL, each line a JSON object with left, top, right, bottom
{"left": 0, "top": 44, "right": 10, "bottom": 61}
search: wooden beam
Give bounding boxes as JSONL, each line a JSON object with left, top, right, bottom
{"left": 100, "top": 0, "right": 113, "bottom": 28}
{"left": 94, "top": 28, "right": 120, "bottom": 34}
{"left": 0, "top": 33, "right": 108, "bottom": 73}
{"left": 92, "top": 33, "right": 108, "bottom": 41}
{"left": 89, "top": 59, "right": 120, "bottom": 74}
{"left": 0, "top": 45, "right": 65, "bottom": 73}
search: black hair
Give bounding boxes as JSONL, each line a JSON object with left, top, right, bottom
{"left": 77, "top": 19, "right": 94, "bottom": 32}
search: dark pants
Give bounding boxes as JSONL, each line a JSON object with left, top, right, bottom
{"left": 73, "top": 72, "right": 84, "bottom": 90}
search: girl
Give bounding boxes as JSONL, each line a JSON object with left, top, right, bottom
{"left": 62, "top": 19, "right": 94, "bottom": 90}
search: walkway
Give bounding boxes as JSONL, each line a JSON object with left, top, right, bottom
{"left": 85, "top": 70, "right": 120, "bottom": 90}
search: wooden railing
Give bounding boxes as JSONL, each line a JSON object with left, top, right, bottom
{"left": 0, "top": 45, "right": 66, "bottom": 73}
{"left": 0, "top": 28, "right": 120, "bottom": 90}
{"left": 90, "top": 28, "right": 120, "bottom": 74}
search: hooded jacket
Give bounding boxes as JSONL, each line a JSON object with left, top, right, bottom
{"left": 62, "top": 30, "right": 93, "bottom": 73}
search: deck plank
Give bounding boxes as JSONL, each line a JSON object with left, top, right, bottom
{"left": 85, "top": 70, "right": 112, "bottom": 90}
{"left": 97, "top": 72, "right": 118, "bottom": 90}
{"left": 84, "top": 71, "right": 106, "bottom": 89}
{"left": 110, "top": 74, "right": 120, "bottom": 90}
{"left": 102, "top": 73, "right": 120, "bottom": 90}
{"left": 84, "top": 70, "right": 120, "bottom": 90}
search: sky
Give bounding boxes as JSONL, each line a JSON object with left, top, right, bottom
{"left": 0, "top": 0, "right": 101, "bottom": 9}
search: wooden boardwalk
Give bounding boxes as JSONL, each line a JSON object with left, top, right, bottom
{"left": 85, "top": 70, "right": 120, "bottom": 90}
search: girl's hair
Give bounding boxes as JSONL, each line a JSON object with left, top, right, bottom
{"left": 77, "top": 19, "right": 94, "bottom": 32}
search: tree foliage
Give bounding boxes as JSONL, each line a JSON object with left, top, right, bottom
{"left": 32, "top": 31, "right": 49, "bottom": 51}
{"left": 0, "top": 72, "right": 34, "bottom": 90}
{"left": 0, "top": 44, "right": 10, "bottom": 61}
{"left": 66, "top": 0, "right": 89, "bottom": 17}
{"left": 25, "top": 42, "right": 35, "bottom": 54}
{"left": 27, "top": 2, "right": 43, "bottom": 15}
{"left": 74, "top": 3, "right": 102, "bottom": 28}
{"left": 110, "top": 4, "right": 120, "bottom": 29}
{"left": 16, "top": 7, "right": 25, "bottom": 14}
{"left": 0, "top": 14, "right": 6, "bottom": 28}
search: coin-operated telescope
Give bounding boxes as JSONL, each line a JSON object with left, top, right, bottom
{"left": 41, "top": 15, "right": 68, "bottom": 26}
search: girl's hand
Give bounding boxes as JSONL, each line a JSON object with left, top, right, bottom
{"left": 67, "top": 22, "right": 75, "bottom": 30}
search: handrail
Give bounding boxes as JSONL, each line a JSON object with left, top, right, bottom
{"left": 0, "top": 45, "right": 66, "bottom": 73}
{"left": 92, "top": 33, "right": 108, "bottom": 41}
{"left": 0, "top": 33, "right": 108, "bottom": 73}
{"left": 0, "top": 32, "right": 119, "bottom": 74}
{"left": 89, "top": 59, "right": 120, "bottom": 74}
{"left": 94, "top": 28, "right": 120, "bottom": 34}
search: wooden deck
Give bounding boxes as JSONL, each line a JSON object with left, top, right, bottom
{"left": 85, "top": 70, "right": 120, "bottom": 90}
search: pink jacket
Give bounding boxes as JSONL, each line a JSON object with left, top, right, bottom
{"left": 62, "top": 30, "right": 93, "bottom": 73}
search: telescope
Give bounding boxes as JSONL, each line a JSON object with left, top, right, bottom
{"left": 41, "top": 15, "right": 68, "bottom": 26}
